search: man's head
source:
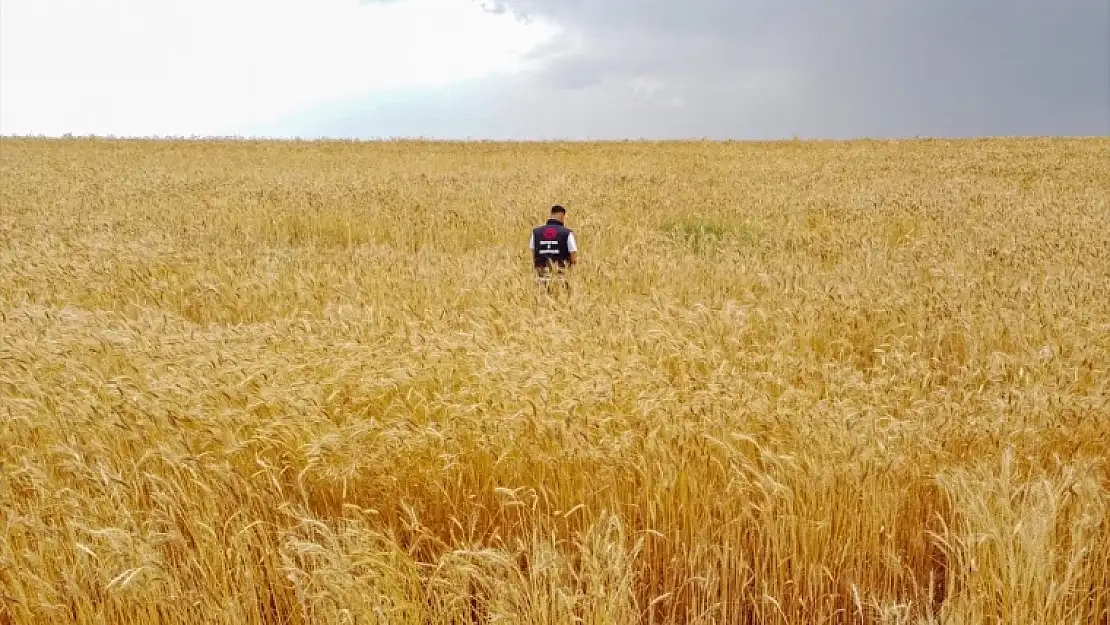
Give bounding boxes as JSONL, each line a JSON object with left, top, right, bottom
{"left": 550, "top": 204, "right": 566, "bottom": 222}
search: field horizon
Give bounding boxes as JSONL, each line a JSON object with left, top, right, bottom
{"left": 5, "top": 133, "right": 1108, "bottom": 144}
{"left": 2, "top": 135, "right": 1108, "bottom": 624}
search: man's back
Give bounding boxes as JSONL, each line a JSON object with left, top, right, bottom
{"left": 531, "top": 220, "right": 575, "bottom": 269}
{"left": 529, "top": 205, "right": 577, "bottom": 271}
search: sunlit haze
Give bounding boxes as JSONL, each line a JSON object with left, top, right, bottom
{"left": 0, "top": 0, "right": 557, "bottom": 137}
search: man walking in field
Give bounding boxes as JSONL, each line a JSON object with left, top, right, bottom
{"left": 530, "top": 204, "right": 577, "bottom": 295}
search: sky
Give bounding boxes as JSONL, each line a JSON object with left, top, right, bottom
{"left": 1, "top": 0, "right": 1108, "bottom": 140}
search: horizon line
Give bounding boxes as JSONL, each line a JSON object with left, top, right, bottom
{"left": 4, "top": 133, "right": 1108, "bottom": 144}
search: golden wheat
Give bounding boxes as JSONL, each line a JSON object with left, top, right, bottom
{"left": 1, "top": 136, "right": 1108, "bottom": 624}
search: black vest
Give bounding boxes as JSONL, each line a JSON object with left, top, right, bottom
{"left": 532, "top": 219, "right": 573, "bottom": 267}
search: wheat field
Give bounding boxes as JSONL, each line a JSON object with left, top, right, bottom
{"left": 1, "top": 136, "right": 1108, "bottom": 624}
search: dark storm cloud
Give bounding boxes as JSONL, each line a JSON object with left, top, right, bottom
{"left": 501, "top": 0, "right": 1110, "bottom": 137}
{"left": 284, "top": 0, "right": 1110, "bottom": 139}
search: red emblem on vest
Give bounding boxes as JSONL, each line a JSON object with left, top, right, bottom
{"left": 542, "top": 227, "right": 557, "bottom": 239}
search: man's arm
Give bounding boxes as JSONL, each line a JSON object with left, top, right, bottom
{"left": 567, "top": 232, "right": 578, "bottom": 266}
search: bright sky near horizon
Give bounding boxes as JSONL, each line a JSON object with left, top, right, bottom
{"left": 2, "top": 0, "right": 1108, "bottom": 139}
{"left": 0, "top": 0, "right": 556, "bottom": 137}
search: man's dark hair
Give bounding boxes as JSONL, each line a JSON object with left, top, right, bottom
{"left": 551, "top": 204, "right": 566, "bottom": 215}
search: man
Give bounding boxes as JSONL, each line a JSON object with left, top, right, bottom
{"left": 529, "top": 204, "right": 577, "bottom": 294}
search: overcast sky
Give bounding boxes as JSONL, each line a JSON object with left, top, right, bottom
{"left": 2, "top": 0, "right": 1108, "bottom": 139}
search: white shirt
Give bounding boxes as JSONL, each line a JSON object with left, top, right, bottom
{"left": 529, "top": 231, "right": 577, "bottom": 252}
